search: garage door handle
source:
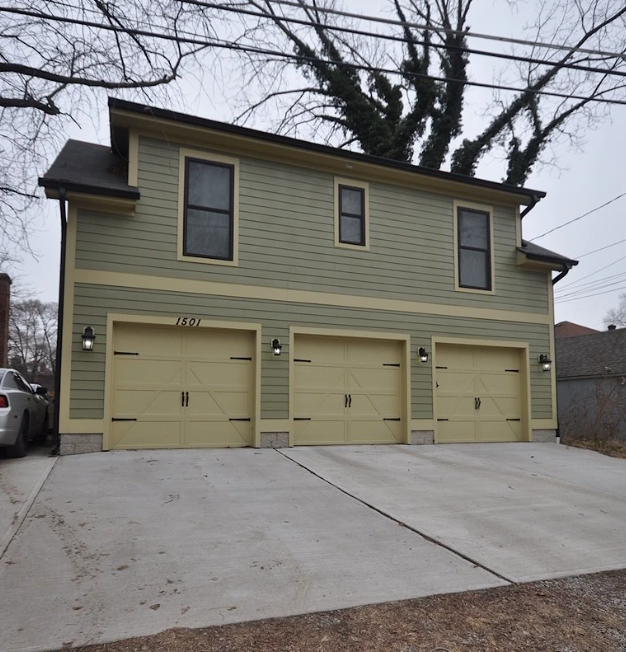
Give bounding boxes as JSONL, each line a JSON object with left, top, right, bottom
{"left": 181, "top": 391, "right": 184, "bottom": 407}
{"left": 186, "top": 391, "right": 189, "bottom": 407}
{"left": 383, "top": 418, "right": 401, "bottom": 421}
{"left": 475, "top": 397, "right": 481, "bottom": 409}
{"left": 112, "top": 418, "right": 137, "bottom": 422}
{"left": 348, "top": 394, "right": 352, "bottom": 408}
{"left": 229, "top": 418, "right": 251, "bottom": 421}
{"left": 344, "top": 394, "right": 348, "bottom": 408}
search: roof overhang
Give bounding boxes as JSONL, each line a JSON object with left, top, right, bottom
{"left": 108, "top": 97, "right": 546, "bottom": 208}
{"left": 39, "top": 178, "right": 140, "bottom": 214}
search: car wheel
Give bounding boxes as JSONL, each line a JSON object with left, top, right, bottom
{"left": 5, "top": 414, "right": 29, "bottom": 458}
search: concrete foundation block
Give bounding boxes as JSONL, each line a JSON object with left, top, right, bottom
{"left": 411, "top": 430, "right": 435, "bottom": 445}
{"left": 532, "top": 429, "right": 557, "bottom": 443}
{"left": 59, "top": 434, "right": 103, "bottom": 455}
{"left": 260, "top": 432, "right": 289, "bottom": 448}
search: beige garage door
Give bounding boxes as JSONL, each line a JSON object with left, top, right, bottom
{"left": 110, "top": 324, "right": 254, "bottom": 449}
{"left": 293, "top": 335, "right": 404, "bottom": 445}
{"left": 435, "top": 344, "right": 524, "bottom": 443}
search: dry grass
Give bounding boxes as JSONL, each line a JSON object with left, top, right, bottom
{"left": 73, "top": 569, "right": 626, "bottom": 652}
{"left": 562, "top": 436, "right": 626, "bottom": 458}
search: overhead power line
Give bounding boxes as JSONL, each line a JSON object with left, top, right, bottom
{"left": 555, "top": 251, "right": 626, "bottom": 295}
{"left": 4, "top": 6, "right": 626, "bottom": 108}
{"left": 529, "top": 191, "right": 626, "bottom": 241}
{"left": 575, "top": 236, "right": 626, "bottom": 259}
{"left": 555, "top": 283, "right": 626, "bottom": 303}
{"left": 261, "top": 0, "right": 626, "bottom": 60}
{"left": 175, "top": 0, "right": 626, "bottom": 79}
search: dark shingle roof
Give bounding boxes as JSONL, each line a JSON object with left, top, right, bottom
{"left": 556, "top": 328, "right": 626, "bottom": 379}
{"left": 518, "top": 240, "right": 578, "bottom": 268}
{"left": 39, "top": 140, "right": 139, "bottom": 199}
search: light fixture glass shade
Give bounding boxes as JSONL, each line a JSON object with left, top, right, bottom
{"left": 82, "top": 326, "right": 96, "bottom": 351}
{"left": 418, "top": 346, "right": 428, "bottom": 363}
{"left": 538, "top": 354, "right": 551, "bottom": 372}
{"left": 271, "top": 338, "right": 282, "bottom": 356}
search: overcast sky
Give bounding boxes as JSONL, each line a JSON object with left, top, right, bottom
{"left": 16, "top": 0, "right": 626, "bottom": 331}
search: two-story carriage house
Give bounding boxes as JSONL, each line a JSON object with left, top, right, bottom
{"left": 39, "top": 98, "right": 577, "bottom": 455}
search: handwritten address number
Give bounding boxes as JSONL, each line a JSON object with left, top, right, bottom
{"left": 176, "top": 317, "right": 202, "bottom": 327}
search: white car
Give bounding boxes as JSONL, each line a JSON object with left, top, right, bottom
{"left": 0, "top": 369, "right": 48, "bottom": 458}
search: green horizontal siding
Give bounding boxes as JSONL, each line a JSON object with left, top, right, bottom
{"left": 69, "top": 283, "right": 552, "bottom": 422}
{"left": 72, "top": 136, "right": 549, "bottom": 315}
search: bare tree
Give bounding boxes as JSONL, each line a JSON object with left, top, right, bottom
{"left": 604, "top": 292, "right": 626, "bottom": 328}
{"left": 0, "top": 0, "right": 223, "bottom": 252}
{"left": 8, "top": 300, "right": 58, "bottom": 378}
{"left": 225, "top": 0, "right": 626, "bottom": 184}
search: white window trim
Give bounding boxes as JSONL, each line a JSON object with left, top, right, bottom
{"left": 334, "top": 177, "right": 370, "bottom": 251}
{"left": 177, "top": 147, "right": 240, "bottom": 267}
{"left": 453, "top": 199, "right": 495, "bottom": 295}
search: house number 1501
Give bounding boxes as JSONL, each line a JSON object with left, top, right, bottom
{"left": 176, "top": 317, "right": 202, "bottom": 327}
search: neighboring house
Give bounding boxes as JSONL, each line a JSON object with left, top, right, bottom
{"left": 556, "top": 327, "right": 626, "bottom": 443}
{"left": 555, "top": 321, "right": 599, "bottom": 338}
{"left": 0, "top": 274, "right": 10, "bottom": 367}
{"left": 39, "top": 98, "right": 578, "bottom": 455}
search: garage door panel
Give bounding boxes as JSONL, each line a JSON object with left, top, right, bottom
{"left": 184, "top": 328, "right": 252, "bottom": 358}
{"left": 294, "top": 418, "right": 346, "bottom": 445}
{"left": 115, "top": 326, "right": 184, "bottom": 356}
{"left": 294, "top": 335, "right": 405, "bottom": 446}
{"left": 113, "top": 389, "right": 184, "bottom": 418}
{"left": 111, "top": 324, "right": 254, "bottom": 449}
{"left": 437, "top": 420, "right": 476, "bottom": 443}
{"left": 347, "top": 340, "right": 400, "bottom": 364}
{"left": 348, "top": 418, "right": 401, "bottom": 444}
{"left": 185, "top": 419, "right": 251, "bottom": 447}
{"left": 477, "top": 419, "right": 520, "bottom": 442}
{"left": 112, "top": 420, "right": 183, "bottom": 448}
{"left": 115, "top": 359, "right": 183, "bottom": 386}
{"left": 435, "top": 344, "right": 524, "bottom": 444}
{"left": 294, "top": 365, "right": 344, "bottom": 390}
{"left": 349, "top": 367, "right": 400, "bottom": 391}
{"left": 297, "top": 337, "right": 346, "bottom": 362}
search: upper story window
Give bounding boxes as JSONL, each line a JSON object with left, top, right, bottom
{"left": 178, "top": 149, "right": 240, "bottom": 266}
{"left": 455, "top": 203, "right": 494, "bottom": 293}
{"left": 334, "top": 178, "right": 369, "bottom": 250}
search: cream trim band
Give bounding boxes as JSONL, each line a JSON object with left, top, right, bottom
{"left": 75, "top": 269, "right": 551, "bottom": 325}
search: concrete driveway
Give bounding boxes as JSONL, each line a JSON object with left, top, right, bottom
{"left": 0, "top": 443, "right": 625, "bottom": 652}
{"left": 0, "top": 449, "right": 56, "bottom": 559}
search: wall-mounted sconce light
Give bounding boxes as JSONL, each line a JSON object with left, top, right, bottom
{"left": 271, "top": 338, "right": 282, "bottom": 356}
{"left": 538, "top": 354, "right": 551, "bottom": 372}
{"left": 418, "top": 346, "right": 429, "bottom": 363}
{"left": 82, "top": 326, "right": 96, "bottom": 351}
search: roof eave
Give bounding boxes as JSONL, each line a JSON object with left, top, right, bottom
{"left": 108, "top": 97, "right": 546, "bottom": 204}
{"left": 38, "top": 177, "right": 140, "bottom": 201}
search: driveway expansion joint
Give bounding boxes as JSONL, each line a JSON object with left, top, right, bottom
{"left": 0, "top": 456, "right": 57, "bottom": 561}
{"left": 276, "top": 449, "right": 513, "bottom": 585}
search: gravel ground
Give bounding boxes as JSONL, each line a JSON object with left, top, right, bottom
{"left": 71, "top": 569, "right": 626, "bottom": 652}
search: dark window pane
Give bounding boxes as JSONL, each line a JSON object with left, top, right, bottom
{"left": 187, "top": 161, "right": 231, "bottom": 210}
{"left": 340, "top": 215, "right": 363, "bottom": 245}
{"left": 185, "top": 209, "right": 231, "bottom": 259}
{"left": 459, "top": 248, "right": 490, "bottom": 289}
{"left": 459, "top": 210, "right": 488, "bottom": 249}
{"left": 341, "top": 187, "right": 363, "bottom": 216}
{"left": 3, "top": 372, "right": 18, "bottom": 389}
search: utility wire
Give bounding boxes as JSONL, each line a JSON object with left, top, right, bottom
{"left": 529, "top": 191, "right": 626, "bottom": 241}
{"left": 175, "top": 0, "right": 626, "bottom": 79}
{"left": 555, "top": 283, "right": 626, "bottom": 303}
{"left": 575, "top": 236, "right": 626, "bottom": 258}
{"left": 555, "top": 269, "right": 626, "bottom": 295}
{"left": 555, "top": 252, "right": 626, "bottom": 294}
{"left": 4, "top": 6, "right": 626, "bottom": 107}
{"left": 261, "top": 0, "right": 626, "bottom": 60}
{"left": 555, "top": 274, "right": 626, "bottom": 300}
